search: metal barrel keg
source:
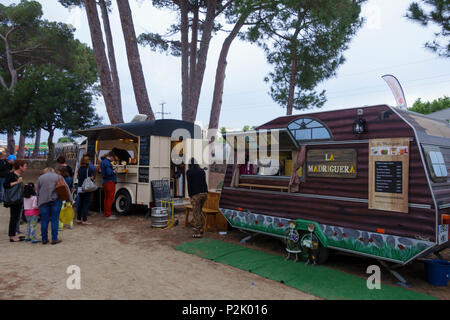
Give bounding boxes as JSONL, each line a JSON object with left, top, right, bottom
{"left": 151, "top": 207, "right": 169, "bottom": 228}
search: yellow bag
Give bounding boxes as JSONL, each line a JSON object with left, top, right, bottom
{"left": 59, "top": 202, "right": 74, "bottom": 224}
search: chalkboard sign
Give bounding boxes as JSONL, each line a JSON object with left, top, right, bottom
{"left": 151, "top": 179, "right": 171, "bottom": 205}
{"left": 139, "top": 167, "right": 149, "bottom": 183}
{"left": 87, "top": 138, "right": 96, "bottom": 162}
{"left": 139, "top": 136, "right": 150, "bottom": 166}
{"left": 375, "top": 161, "right": 403, "bottom": 194}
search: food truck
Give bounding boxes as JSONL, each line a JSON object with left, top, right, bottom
{"left": 220, "top": 105, "right": 450, "bottom": 265}
{"left": 75, "top": 119, "right": 205, "bottom": 215}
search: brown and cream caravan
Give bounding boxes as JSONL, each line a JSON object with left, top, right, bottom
{"left": 220, "top": 105, "right": 450, "bottom": 265}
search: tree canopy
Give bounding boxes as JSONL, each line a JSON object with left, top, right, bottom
{"left": 408, "top": 95, "right": 450, "bottom": 114}
{"left": 245, "top": 0, "right": 365, "bottom": 115}
{"left": 406, "top": 0, "right": 449, "bottom": 57}
{"left": 1, "top": 64, "right": 102, "bottom": 159}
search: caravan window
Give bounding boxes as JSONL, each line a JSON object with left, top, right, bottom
{"left": 424, "top": 148, "right": 448, "bottom": 182}
{"left": 287, "top": 117, "right": 332, "bottom": 142}
{"left": 429, "top": 151, "right": 448, "bottom": 179}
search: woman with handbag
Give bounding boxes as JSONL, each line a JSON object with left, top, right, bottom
{"left": 3, "top": 160, "right": 27, "bottom": 242}
{"left": 76, "top": 155, "right": 96, "bottom": 225}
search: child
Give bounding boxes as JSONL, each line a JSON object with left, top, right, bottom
{"left": 23, "top": 183, "right": 41, "bottom": 244}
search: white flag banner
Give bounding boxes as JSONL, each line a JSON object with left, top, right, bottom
{"left": 382, "top": 74, "right": 407, "bottom": 109}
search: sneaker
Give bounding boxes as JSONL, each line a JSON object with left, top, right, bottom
{"left": 42, "top": 240, "right": 49, "bottom": 245}
{"left": 32, "top": 240, "right": 41, "bottom": 244}
{"left": 105, "top": 215, "right": 117, "bottom": 220}
{"left": 25, "top": 238, "right": 31, "bottom": 242}
{"left": 51, "top": 239, "right": 62, "bottom": 245}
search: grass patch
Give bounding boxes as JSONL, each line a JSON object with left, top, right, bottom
{"left": 175, "top": 238, "right": 436, "bottom": 300}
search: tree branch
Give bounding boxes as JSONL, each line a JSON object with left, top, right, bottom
{"left": 215, "top": 0, "right": 234, "bottom": 18}
{"left": 0, "top": 74, "right": 8, "bottom": 89}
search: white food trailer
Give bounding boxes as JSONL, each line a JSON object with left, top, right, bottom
{"left": 75, "top": 119, "right": 206, "bottom": 215}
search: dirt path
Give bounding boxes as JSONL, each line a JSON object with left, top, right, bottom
{"left": 0, "top": 206, "right": 317, "bottom": 300}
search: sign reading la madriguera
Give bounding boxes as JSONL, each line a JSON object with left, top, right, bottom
{"left": 306, "top": 149, "right": 357, "bottom": 178}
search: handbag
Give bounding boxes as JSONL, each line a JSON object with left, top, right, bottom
{"left": 4, "top": 183, "right": 23, "bottom": 207}
{"left": 81, "top": 177, "right": 97, "bottom": 193}
{"left": 81, "top": 167, "right": 97, "bottom": 192}
{"left": 59, "top": 202, "right": 74, "bottom": 224}
{"left": 56, "top": 175, "right": 71, "bottom": 202}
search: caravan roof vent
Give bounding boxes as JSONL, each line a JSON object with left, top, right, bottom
{"left": 131, "top": 114, "right": 150, "bottom": 122}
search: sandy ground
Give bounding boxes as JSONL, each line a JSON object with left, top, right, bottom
{"left": 0, "top": 205, "right": 318, "bottom": 300}
{"left": 1, "top": 169, "right": 448, "bottom": 300}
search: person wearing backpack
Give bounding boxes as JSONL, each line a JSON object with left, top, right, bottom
{"left": 0, "top": 152, "right": 12, "bottom": 205}
{"left": 76, "top": 155, "right": 96, "bottom": 225}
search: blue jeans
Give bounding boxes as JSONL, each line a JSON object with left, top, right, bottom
{"left": 0, "top": 177, "right": 5, "bottom": 203}
{"left": 77, "top": 192, "right": 91, "bottom": 222}
{"left": 40, "top": 200, "right": 62, "bottom": 242}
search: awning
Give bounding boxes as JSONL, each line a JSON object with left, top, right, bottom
{"left": 75, "top": 126, "right": 138, "bottom": 141}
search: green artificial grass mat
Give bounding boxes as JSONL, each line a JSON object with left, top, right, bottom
{"left": 174, "top": 238, "right": 437, "bottom": 300}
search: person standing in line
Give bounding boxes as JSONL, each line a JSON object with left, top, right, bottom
{"left": 23, "top": 182, "right": 41, "bottom": 244}
{"left": 37, "top": 168, "right": 63, "bottom": 245}
{"left": 57, "top": 166, "right": 74, "bottom": 231}
{"left": 101, "top": 151, "right": 118, "bottom": 220}
{"left": 186, "top": 158, "right": 208, "bottom": 238}
{"left": 0, "top": 152, "right": 11, "bottom": 205}
{"left": 76, "top": 155, "right": 95, "bottom": 225}
{"left": 56, "top": 155, "right": 74, "bottom": 178}
{"left": 3, "top": 160, "right": 27, "bottom": 242}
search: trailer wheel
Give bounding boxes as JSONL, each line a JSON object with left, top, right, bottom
{"left": 113, "top": 189, "right": 132, "bottom": 216}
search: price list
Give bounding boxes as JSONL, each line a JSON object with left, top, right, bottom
{"left": 375, "top": 161, "right": 403, "bottom": 194}
{"left": 139, "top": 136, "right": 150, "bottom": 166}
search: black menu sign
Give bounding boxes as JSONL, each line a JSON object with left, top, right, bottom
{"left": 375, "top": 161, "right": 402, "bottom": 194}
{"left": 139, "top": 136, "right": 150, "bottom": 166}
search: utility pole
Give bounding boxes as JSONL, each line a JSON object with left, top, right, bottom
{"left": 156, "top": 102, "right": 171, "bottom": 119}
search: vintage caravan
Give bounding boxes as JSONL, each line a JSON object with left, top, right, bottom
{"left": 220, "top": 105, "right": 450, "bottom": 265}
{"left": 76, "top": 119, "right": 204, "bottom": 215}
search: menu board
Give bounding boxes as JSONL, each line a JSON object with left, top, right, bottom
{"left": 151, "top": 179, "right": 171, "bottom": 204}
{"left": 139, "top": 136, "right": 150, "bottom": 166}
{"left": 369, "top": 138, "right": 409, "bottom": 213}
{"left": 138, "top": 167, "right": 149, "bottom": 183}
{"left": 375, "top": 161, "right": 402, "bottom": 193}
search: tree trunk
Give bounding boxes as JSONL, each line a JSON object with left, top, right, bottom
{"left": 208, "top": 14, "right": 248, "bottom": 131}
{"left": 7, "top": 130, "right": 15, "bottom": 156}
{"left": 84, "top": 0, "right": 123, "bottom": 124}
{"left": 287, "top": 55, "right": 298, "bottom": 116}
{"left": 17, "top": 133, "right": 25, "bottom": 160}
{"left": 31, "top": 129, "right": 41, "bottom": 159}
{"left": 180, "top": 0, "right": 190, "bottom": 121}
{"left": 189, "top": 2, "right": 199, "bottom": 107}
{"left": 116, "top": 0, "right": 155, "bottom": 120}
{"left": 47, "top": 129, "right": 55, "bottom": 162}
{"left": 187, "top": 0, "right": 217, "bottom": 123}
{"left": 99, "top": 0, "right": 123, "bottom": 117}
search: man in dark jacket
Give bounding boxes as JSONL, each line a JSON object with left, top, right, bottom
{"left": 186, "top": 158, "right": 208, "bottom": 238}
{"left": 0, "top": 152, "right": 12, "bottom": 204}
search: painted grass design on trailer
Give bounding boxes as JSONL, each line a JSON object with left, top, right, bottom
{"left": 221, "top": 209, "right": 435, "bottom": 263}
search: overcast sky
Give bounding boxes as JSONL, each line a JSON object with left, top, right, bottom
{"left": 2, "top": 0, "right": 450, "bottom": 144}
